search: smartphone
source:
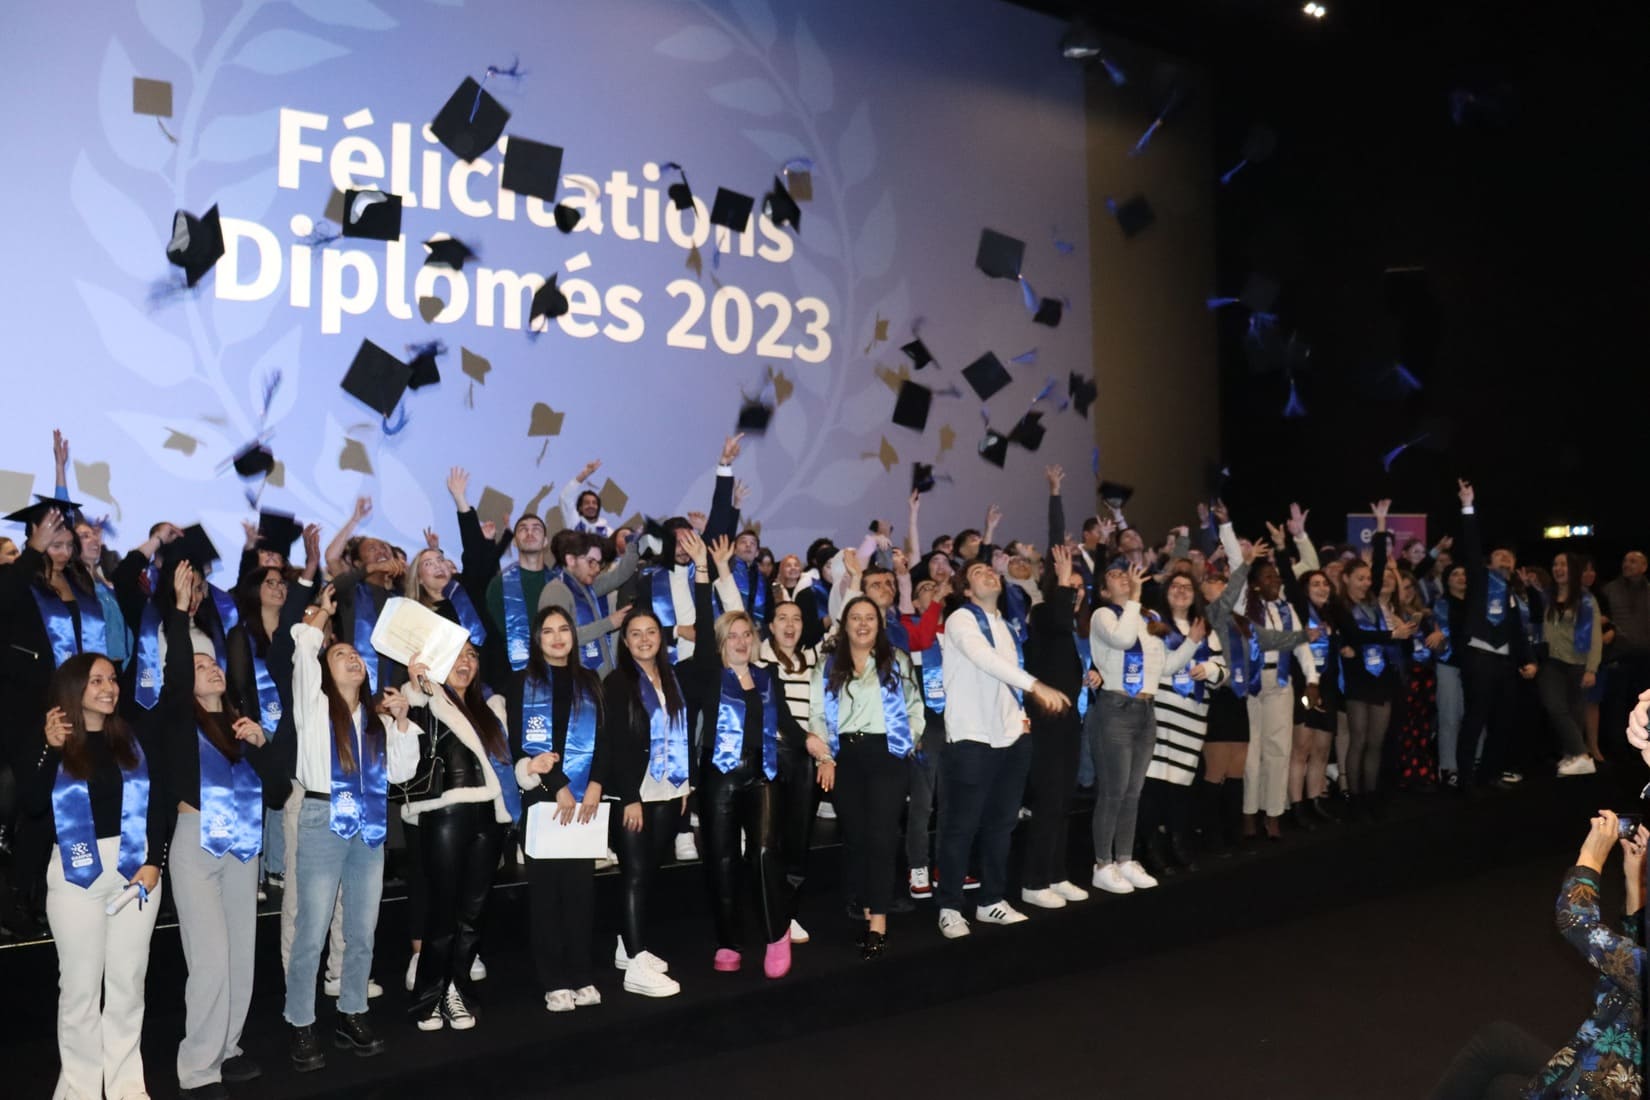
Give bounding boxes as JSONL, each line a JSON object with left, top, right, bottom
{"left": 1619, "top": 813, "right": 1642, "bottom": 839}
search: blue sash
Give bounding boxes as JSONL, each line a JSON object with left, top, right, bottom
{"left": 329, "top": 709, "right": 388, "bottom": 846}
{"left": 713, "top": 666, "right": 779, "bottom": 779}
{"left": 885, "top": 609, "right": 911, "bottom": 654}
{"left": 1226, "top": 622, "right": 1262, "bottom": 697}
{"left": 917, "top": 642, "right": 946, "bottom": 713}
{"left": 1075, "top": 633, "right": 1093, "bottom": 717}
{"left": 520, "top": 672, "right": 599, "bottom": 798}
{"left": 52, "top": 739, "right": 149, "bottom": 888}
{"left": 1353, "top": 603, "right": 1388, "bottom": 677}
{"left": 1518, "top": 597, "right": 1542, "bottom": 653}
{"left": 1271, "top": 601, "right": 1294, "bottom": 686}
{"left": 31, "top": 583, "right": 105, "bottom": 668}
{"left": 208, "top": 583, "right": 239, "bottom": 645}
{"left": 251, "top": 652, "right": 283, "bottom": 734}
{"left": 133, "top": 602, "right": 164, "bottom": 709}
{"left": 810, "top": 578, "right": 831, "bottom": 625}
{"left": 352, "top": 582, "right": 383, "bottom": 695}
{"left": 1165, "top": 626, "right": 1210, "bottom": 704}
{"left": 964, "top": 602, "right": 1025, "bottom": 705}
{"left": 443, "top": 579, "right": 487, "bottom": 646}
{"left": 500, "top": 564, "right": 532, "bottom": 670}
{"left": 1486, "top": 571, "right": 1508, "bottom": 626}
{"left": 1574, "top": 594, "right": 1594, "bottom": 654}
{"left": 555, "top": 569, "right": 608, "bottom": 671}
{"left": 488, "top": 751, "right": 522, "bottom": 821}
{"left": 1102, "top": 603, "right": 1147, "bottom": 697}
{"left": 731, "top": 557, "right": 768, "bottom": 624}
{"left": 820, "top": 653, "right": 914, "bottom": 758}
{"left": 639, "top": 670, "right": 692, "bottom": 787}
{"left": 1001, "top": 582, "right": 1029, "bottom": 643}
{"left": 196, "top": 729, "right": 262, "bottom": 861}
{"left": 1432, "top": 598, "right": 1454, "bottom": 662}
{"left": 1307, "top": 607, "right": 1331, "bottom": 670}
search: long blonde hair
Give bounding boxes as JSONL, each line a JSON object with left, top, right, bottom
{"left": 404, "top": 548, "right": 449, "bottom": 607}
{"left": 714, "top": 609, "right": 756, "bottom": 659}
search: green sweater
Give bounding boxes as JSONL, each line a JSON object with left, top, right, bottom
{"left": 1543, "top": 601, "right": 1604, "bottom": 673}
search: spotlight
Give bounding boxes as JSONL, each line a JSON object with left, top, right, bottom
{"left": 1060, "top": 21, "right": 1102, "bottom": 59}
{"left": 1302, "top": 3, "right": 1328, "bottom": 18}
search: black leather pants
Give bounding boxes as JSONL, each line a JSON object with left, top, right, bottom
{"left": 701, "top": 762, "right": 785, "bottom": 949}
{"left": 407, "top": 801, "right": 503, "bottom": 1018}
{"left": 614, "top": 798, "right": 681, "bottom": 956}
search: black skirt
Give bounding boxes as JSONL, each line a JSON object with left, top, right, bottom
{"left": 1204, "top": 690, "right": 1251, "bottom": 743}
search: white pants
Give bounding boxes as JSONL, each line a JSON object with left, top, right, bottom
{"left": 169, "top": 814, "right": 259, "bottom": 1089}
{"left": 279, "top": 781, "right": 346, "bottom": 979}
{"left": 1244, "top": 686, "right": 1296, "bottom": 816}
{"left": 46, "top": 835, "right": 160, "bottom": 1100}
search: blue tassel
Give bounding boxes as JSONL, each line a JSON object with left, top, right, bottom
{"left": 470, "top": 56, "right": 525, "bottom": 122}
{"left": 1282, "top": 378, "right": 1306, "bottom": 419}
{"left": 1010, "top": 348, "right": 1038, "bottom": 365}
{"left": 1391, "top": 364, "right": 1422, "bottom": 393}
{"left": 1051, "top": 226, "right": 1075, "bottom": 256}
{"left": 1100, "top": 57, "right": 1127, "bottom": 87}
{"left": 1090, "top": 446, "right": 1101, "bottom": 479}
{"left": 1130, "top": 118, "right": 1164, "bottom": 157}
{"left": 1032, "top": 377, "right": 1057, "bottom": 404}
{"left": 259, "top": 370, "right": 282, "bottom": 423}
{"left": 936, "top": 384, "right": 962, "bottom": 399}
{"left": 979, "top": 407, "right": 991, "bottom": 429}
{"left": 1380, "top": 443, "right": 1407, "bottom": 472}
{"left": 1019, "top": 276, "right": 1037, "bottom": 313}
{"left": 1206, "top": 296, "right": 1240, "bottom": 310}
{"left": 298, "top": 223, "right": 341, "bottom": 247}
{"left": 383, "top": 405, "right": 409, "bottom": 435}
{"left": 1246, "top": 311, "right": 1278, "bottom": 342}
{"left": 407, "top": 339, "right": 447, "bottom": 359}
{"left": 1219, "top": 158, "right": 1249, "bottom": 186}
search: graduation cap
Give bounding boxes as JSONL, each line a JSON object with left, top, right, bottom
{"left": 891, "top": 380, "right": 934, "bottom": 432}
{"left": 911, "top": 462, "right": 944, "bottom": 494}
{"left": 1244, "top": 323, "right": 1311, "bottom": 376}
{"left": 406, "top": 341, "right": 444, "bottom": 389}
{"left": 132, "top": 77, "right": 173, "bottom": 117}
{"left": 256, "top": 510, "right": 303, "bottom": 556}
{"left": 165, "top": 205, "right": 224, "bottom": 287}
{"left": 431, "top": 77, "right": 510, "bottom": 163}
{"left": 1098, "top": 480, "right": 1134, "bottom": 508}
{"left": 173, "top": 524, "right": 221, "bottom": 568}
{"left": 661, "top": 162, "right": 694, "bottom": 211}
{"left": 1208, "top": 272, "right": 1279, "bottom": 313}
{"left": 1033, "top": 298, "right": 1063, "bottom": 327}
{"left": 423, "top": 237, "right": 475, "bottom": 271}
{"left": 900, "top": 338, "right": 934, "bottom": 370}
{"left": 763, "top": 176, "right": 800, "bottom": 232}
{"left": 710, "top": 188, "right": 754, "bottom": 234}
{"left": 736, "top": 398, "right": 774, "bottom": 434}
{"left": 1203, "top": 460, "right": 1231, "bottom": 498}
{"left": 1009, "top": 410, "right": 1046, "bottom": 451}
{"left": 553, "top": 203, "right": 581, "bottom": 233}
{"left": 1105, "top": 195, "right": 1155, "bottom": 239}
{"left": 975, "top": 229, "right": 1025, "bottom": 280}
{"left": 4, "top": 494, "right": 80, "bottom": 529}
{"left": 341, "top": 190, "right": 402, "bottom": 241}
{"left": 340, "top": 339, "right": 412, "bottom": 417}
{"left": 530, "top": 275, "right": 570, "bottom": 326}
{"left": 783, "top": 161, "right": 813, "bottom": 202}
{"left": 1380, "top": 417, "right": 1454, "bottom": 472}
{"left": 1220, "top": 125, "right": 1278, "bottom": 186}
{"left": 501, "top": 136, "right": 563, "bottom": 202}
{"left": 961, "top": 352, "right": 1011, "bottom": 402}
{"left": 977, "top": 427, "right": 1010, "bottom": 468}
{"left": 1068, "top": 373, "right": 1098, "bottom": 417}
{"left": 230, "top": 442, "right": 275, "bottom": 479}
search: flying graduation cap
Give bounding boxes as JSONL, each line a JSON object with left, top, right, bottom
{"left": 1068, "top": 373, "right": 1098, "bottom": 417}
{"left": 1220, "top": 125, "right": 1278, "bottom": 186}
{"left": 4, "top": 494, "right": 82, "bottom": 530}
{"left": 423, "top": 237, "right": 476, "bottom": 270}
{"left": 230, "top": 442, "right": 275, "bottom": 478}
{"left": 661, "top": 162, "right": 694, "bottom": 211}
{"left": 901, "top": 338, "right": 935, "bottom": 370}
{"left": 911, "top": 462, "right": 952, "bottom": 495}
{"left": 166, "top": 205, "right": 224, "bottom": 287}
{"left": 1105, "top": 194, "right": 1155, "bottom": 239}
{"left": 406, "top": 341, "right": 445, "bottom": 389}
{"left": 431, "top": 76, "right": 511, "bottom": 163}
{"left": 341, "top": 190, "right": 402, "bottom": 240}
{"left": 501, "top": 137, "right": 564, "bottom": 202}
{"left": 256, "top": 510, "right": 304, "bottom": 557}
{"left": 763, "top": 176, "right": 800, "bottom": 232}
{"left": 340, "top": 339, "right": 412, "bottom": 417}
{"left": 530, "top": 275, "right": 570, "bottom": 327}
{"left": 961, "top": 352, "right": 1011, "bottom": 402}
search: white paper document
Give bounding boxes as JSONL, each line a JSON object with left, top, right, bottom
{"left": 368, "top": 597, "right": 470, "bottom": 683}
{"left": 524, "top": 801, "right": 611, "bottom": 859}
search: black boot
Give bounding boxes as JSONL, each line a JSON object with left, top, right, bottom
{"left": 1139, "top": 831, "right": 1172, "bottom": 879}
{"left": 1221, "top": 783, "right": 1252, "bottom": 855}
{"left": 1198, "top": 783, "right": 1228, "bottom": 857}
{"left": 1287, "top": 803, "right": 1318, "bottom": 833}
{"left": 1310, "top": 795, "right": 1340, "bottom": 823}
{"left": 289, "top": 1024, "right": 326, "bottom": 1073}
{"left": 334, "top": 1012, "right": 386, "bottom": 1057}
{"left": 1170, "top": 831, "right": 1199, "bottom": 873}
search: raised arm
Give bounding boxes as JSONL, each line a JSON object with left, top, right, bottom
{"left": 703, "top": 435, "right": 742, "bottom": 546}
{"left": 324, "top": 496, "right": 372, "bottom": 578}
{"left": 1046, "top": 465, "right": 1067, "bottom": 556}
{"left": 905, "top": 490, "right": 922, "bottom": 559}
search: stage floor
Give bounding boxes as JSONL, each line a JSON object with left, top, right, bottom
{"left": 1, "top": 775, "right": 1618, "bottom": 1100}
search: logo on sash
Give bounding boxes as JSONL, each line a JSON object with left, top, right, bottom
{"left": 509, "top": 639, "right": 529, "bottom": 663}
{"left": 336, "top": 790, "right": 356, "bottom": 815}
{"left": 208, "top": 813, "right": 233, "bottom": 840}
{"left": 263, "top": 701, "right": 282, "bottom": 722}
{"left": 716, "top": 732, "right": 741, "bottom": 757}
{"left": 139, "top": 671, "right": 156, "bottom": 688}
{"left": 524, "top": 715, "right": 551, "bottom": 744}
{"left": 70, "top": 841, "right": 94, "bottom": 869}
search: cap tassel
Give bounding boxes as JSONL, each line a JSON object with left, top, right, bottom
{"left": 1010, "top": 348, "right": 1038, "bottom": 365}
{"left": 1245, "top": 311, "right": 1278, "bottom": 342}
{"left": 1090, "top": 445, "right": 1101, "bottom": 479}
{"left": 470, "top": 57, "right": 525, "bottom": 123}
{"left": 1018, "top": 276, "right": 1038, "bottom": 314}
{"left": 382, "top": 404, "right": 409, "bottom": 436}
{"left": 1380, "top": 433, "right": 1430, "bottom": 472}
{"left": 155, "top": 117, "right": 178, "bottom": 144}
{"left": 1390, "top": 364, "right": 1423, "bottom": 393}
{"left": 1032, "top": 377, "right": 1057, "bottom": 406}
{"left": 1099, "top": 57, "right": 1127, "bottom": 87}
{"left": 1282, "top": 377, "right": 1307, "bottom": 419}
{"left": 258, "top": 370, "right": 283, "bottom": 425}
{"left": 1205, "top": 296, "right": 1241, "bottom": 310}
{"left": 1218, "top": 158, "right": 1250, "bottom": 186}
{"left": 1129, "top": 90, "right": 1181, "bottom": 158}
{"left": 1051, "top": 226, "right": 1076, "bottom": 256}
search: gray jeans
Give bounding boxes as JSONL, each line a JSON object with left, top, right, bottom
{"left": 1537, "top": 660, "right": 1588, "bottom": 758}
{"left": 1089, "top": 692, "right": 1157, "bottom": 864}
{"left": 904, "top": 709, "right": 945, "bottom": 871}
{"left": 170, "top": 814, "right": 259, "bottom": 1088}
{"left": 1435, "top": 663, "right": 1464, "bottom": 771}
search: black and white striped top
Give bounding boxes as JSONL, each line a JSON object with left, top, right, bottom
{"left": 1146, "top": 615, "right": 1229, "bottom": 787}
{"left": 758, "top": 639, "right": 817, "bottom": 748}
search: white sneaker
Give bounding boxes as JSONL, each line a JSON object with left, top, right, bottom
{"left": 442, "top": 983, "right": 476, "bottom": 1030}
{"left": 937, "top": 908, "right": 971, "bottom": 938}
{"left": 1050, "top": 880, "right": 1091, "bottom": 902}
{"left": 815, "top": 801, "right": 836, "bottom": 820}
{"left": 1500, "top": 770, "right": 1523, "bottom": 784}
{"left": 323, "top": 976, "right": 379, "bottom": 998}
{"left": 908, "top": 866, "right": 933, "bottom": 898}
{"left": 405, "top": 951, "right": 420, "bottom": 993}
{"left": 1016, "top": 806, "right": 1033, "bottom": 821}
{"left": 623, "top": 962, "right": 681, "bottom": 998}
{"left": 416, "top": 1003, "right": 444, "bottom": 1031}
{"left": 1092, "top": 862, "right": 1135, "bottom": 894}
{"left": 595, "top": 848, "right": 619, "bottom": 870}
{"left": 1019, "top": 887, "right": 1067, "bottom": 910}
{"left": 1119, "top": 861, "right": 1159, "bottom": 890}
{"left": 544, "top": 989, "right": 576, "bottom": 1013}
{"left": 615, "top": 938, "right": 672, "bottom": 973}
{"left": 975, "top": 901, "right": 1029, "bottom": 925}
{"left": 789, "top": 919, "right": 810, "bottom": 944}
{"left": 1557, "top": 755, "right": 1597, "bottom": 777}
{"left": 469, "top": 955, "right": 487, "bottom": 982}
{"left": 571, "top": 985, "right": 602, "bottom": 1007}
{"left": 674, "top": 832, "right": 700, "bottom": 862}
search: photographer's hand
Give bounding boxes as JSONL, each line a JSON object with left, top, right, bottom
{"left": 1578, "top": 810, "right": 1621, "bottom": 873}
{"left": 1622, "top": 824, "right": 1648, "bottom": 915}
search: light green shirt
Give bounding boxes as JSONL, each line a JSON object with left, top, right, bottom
{"left": 808, "top": 650, "right": 926, "bottom": 748}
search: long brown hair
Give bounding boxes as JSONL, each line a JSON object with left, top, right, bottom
{"left": 1551, "top": 553, "right": 1588, "bottom": 620}
{"left": 765, "top": 600, "right": 808, "bottom": 675}
{"left": 614, "top": 608, "right": 687, "bottom": 724}
{"left": 525, "top": 605, "right": 604, "bottom": 727}
{"left": 445, "top": 643, "right": 507, "bottom": 760}
{"left": 824, "top": 596, "right": 898, "bottom": 700}
{"left": 194, "top": 694, "right": 245, "bottom": 763}
{"left": 318, "top": 641, "right": 378, "bottom": 774}
{"left": 49, "top": 654, "right": 140, "bottom": 779}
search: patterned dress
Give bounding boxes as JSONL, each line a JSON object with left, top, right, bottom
{"left": 1398, "top": 651, "right": 1438, "bottom": 786}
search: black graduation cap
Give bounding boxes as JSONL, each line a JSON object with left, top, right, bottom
{"left": 407, "top": 342, "right": 443, "bottom": 389}
{"left": 1068, "top": 373, "right": 1098, "bottom": 417}
{"left": 900, "top": 338, "right": 934, "bottom": 370}
{"left": 553, "top": 203, "right": 581, "bottom": 233}
{"left": 431, "top": 77, "right": 510, "bottom": 163}
{"left": 1107, "top": 194, "right": 1155, "bottom": 239}
{"left": 1204, "top": 460, "right": 1231, "bottom": 498}
{"left": 4, "top": 494, "right": 81, "bottom": 529}
{"left": 975, "top": 229, "right": 1025, "bottom": 280}
{"left": 662, "top": 163, "right": 694, "bottom": 211}
{"left": 341, "top": 190, "right": 402, "bottom": 241}
{"left": 340, "top": 339, "right": 412, "bottom": 416}
{"left": 1033, "top": 298, "right": 1063, "bottom": 327}
{"left": 891, "top": 380, "right": 933, "bottom": 432}
{"left": 174, "top": 524, "right": 221, "bottom": 567}
{"left": 530, "top": 275, "right": 570, "bottom": 326}
{"left": 1244, "top": 323, "right": 1311, "bottom": 375}
{"left": 256, "top": 510, "right": 303, "bottom": 556}
{"left": 1210, "top": 272, "right": 1279, "bottom": 313}
{"left": 501, "top": 136, "right": 563, "bottom": 202}
{"left": 977, "top": 428, "right": 1010, "bottom": 468}
{"left": 710, "top": 188, "right": 754, "bottom": 234}
{"left": 166, "top": 205, "right": 224, "bottom": 287}
{"left": 1098, "top": 480, "right": 1134, "bottom": 507}
{"left": 763, "top": 176, "right": 800, "bottom": 232}
{"left": 961, "top": 352, "right": 1011, "bottom": 402}
{"left": 736, "top": 398, "right": 774, "bottom": 434}
{"left": 231, "top": 442, "right": 275, "bottom": 478}
{"left": 912, "top": 462, "right": 939, "bottom": 494}
{"left": 1009, "top": 411, "right": 1046, "bottom": 451}
{"left": 423, "top": 237, "right": 475, "bottom": 270}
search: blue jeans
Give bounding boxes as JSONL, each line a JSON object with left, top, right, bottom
{"left": 283, "top": 799, "right": 384, "bottom": 1025}
{"left": 262, "top": 807, "right": 286, "bottom": 877}
{"left": 934, "top": 737, "right": 1032, "bottom": 911}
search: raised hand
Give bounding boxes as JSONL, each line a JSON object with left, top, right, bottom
{"left": 317, "top": 583, "right": 338, "bottom": 617}
{"left": 480, "top": 519, "right": 498, "bottom": 542}
{"left": 841, "top": 548, "right": 863, "bottom": 578}
{"left": 984, "top": 503, "right": 1003, "bottom": 537}
{"left": 421, "top": 527, "right": 439, "bottom": 551}
{"left": 892, "top": 548, "right": 909, "bottom": 576}
{"left": 1288, "top": 502, "right": 1310, "bottom": 538}
{"left": 686, "top": 510, "right": 708, "bottom": 534}
{"left": 708, "top": 535, "right": 735, "bottom": 570}
{"left": 231, "top": 716, "right": 267, "bottom": 749}
{"left": 446, "top": 467, "right": 470, "bottom": 507}
{"left": 26, "top": 507, "right": 64, "bottom": 553}
{"left": 719, "top": 434, "right": 744, "bottom": 466}
{"left": 1370, "top": 498, "right": 1391, "bottom": 521}
{"left": 352, "top": 496, "right": 373, "bottom": 524}
{"left": 241, "top": 519, "right": 259, "bottom": 550}
{"left": 44, "top": 706, "right": 70, "bottom": 749}
{"left": 576, "top": 459, "right": 601, "bottom": 483}
{"left": 301, "top": 524, "right": 322, "bottom": 569}
{"left": 1097, "top": 516, "right": 1117, "bottom": 543}
{"left": 1436, "top": 534, "right": 1454, "bottom": 553}
{"left": 1211, "top": 499, "right": 1230, "bottom": 526}
{"left": 1051, "top": 543, "right": 1073, "bottom": 584}
{"left": 52, "top": 429, "right": 69, "bottom": 474}
{"left": 1127, "top": 563, "right": 1147, "bottom": 601}
{"left": 1045, "top": 465, "right": 1065, "bottom": 494}
{"left": 733, "top": 480, "right": 751, "bottom": 511}
{"left": 679, "top": 529, "right": 707, "bottom": 569}
{"left": 1456, "top": 479, "right": 1473, "bottom": 508}
{"left": 172, "top": 560, "right": 197, "bottom": 612}
{"left": 1265, "top": 520, "right": 1287, "bottom": 549}
{"left": 908, "top": 489, "right": 921, "bottom": 512}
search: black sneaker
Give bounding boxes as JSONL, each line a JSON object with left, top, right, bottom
{"left": 289, "top": 1024, "right": 326, "bottom": 1073}
{"left": 220, "top": 1054, "right": 262, "bottom": 1082}
{"left": 334, "top": 1012, "right": 386, "bottom": 1057}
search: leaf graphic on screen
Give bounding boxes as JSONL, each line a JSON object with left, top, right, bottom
{"left": 741, "top": 129, "right": 808, "bottom": 164}
{"left": 72, "top": 461, "right": 122, "bottom": 519}
{"left": 708, "top": 78, "right": 783, "bottom": 117}
{"left": 137, "top": 0, "right": 203, "bottom": 61}
{"left": 99, "top": 38, "right": 172, "bottom": 173}
{"left": 655, "top": 25, "right": 734, "bottom": 62}
{"left": 793, "top": 20, "right": 834, "bottom": 112}
{"left": 70, "top": 152, "right": 162, "bottom": 282}
{"left": 163, "top": 430, "right": 199, "bottom": 455}
{"left": 805, "top": 215, "right": 841, "bottom": 260}
{"left": 291, "top": 0, "right": 397, "bottom": 30}
{"left": 730, "top": 0, "right": 777, "bottom": 50}
{"left": 232, "top": 29, "right": 349, "bottom": 76}
{"left": 853, "top": 191, "right": 897, "bottom": 280}
{"left": 214, "top": 284, "right": 279, "bottom": 349}
{"left": 267, "top": 460, "right": 285, "bottom": 488}
{"left": 248, "top": 325, "right": 303, "bottom": 426}
{"left": 807, "top": 458, "right": 879, "bottom": 507}
{"left": 197, "top": 109, "right": 280, "bottom": 164}
{"left": 838, "top": 100, "right": 875, "bottom": 190}
{"left": 419, "top": 297, "right": 446, "bottom": 322}
{"left": 110, "top": 411, "right": 228, "bottom": 482}
{"left": 215, "top": 165, "right": 280, "bottom": 224}
{"left": 76, "top": 281, "right": 195, "bottom": 386}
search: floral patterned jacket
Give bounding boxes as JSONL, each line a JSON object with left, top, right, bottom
{"left": 1528, "top": 866, "right": 1643, "bottom": 1099}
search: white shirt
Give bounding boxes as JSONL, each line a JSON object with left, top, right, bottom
{"left": 1090, "top": 600, "right": 1166, "bottom": 697}
{"left": 559, "top": 477, "right": 620, "bottom": 537}
{"left": 668, "top": 564, "right": 697, "bottom": 660}
{"left": 940, "top": 604, "right": 1035, "bottom": 748}
{"left": 290, "top": 622, "right": 419, "bottom": 793}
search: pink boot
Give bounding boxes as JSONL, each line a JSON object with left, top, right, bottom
{"left": 713, "top": 948, "right": 742, "bottom": 972}
{"left": 763, "top": 935, "right": 791, "bottom": 979}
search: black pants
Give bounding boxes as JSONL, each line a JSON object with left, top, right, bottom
{"left": 409, "top": 802, "right": 503, "bottom": 1017}
{"left": 935, "top": 738, "right": 1032, "bottom": 911}
{"left": 776, "top": 745, "right": 818, "bottom": 921}
{"left": 1459, "top": 648, "right": 1519, "bottom": 789}
{"left": 834, "top": 735, "right": 908, "bottom": 917}
{"left": 1426, "top": 1021, "right": 1549, "bottom": 1100}
{"left": 701, "top": 762, "right": 785, "bottom": 949}
{"left": 613, "top": 799, "right": 680, "bottom": 956}
{"left": 1023, "top": 714, "right": 1081, "bottom": 890}
{"left": 526, "top": 855, "right": 594, "bottom": 991}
